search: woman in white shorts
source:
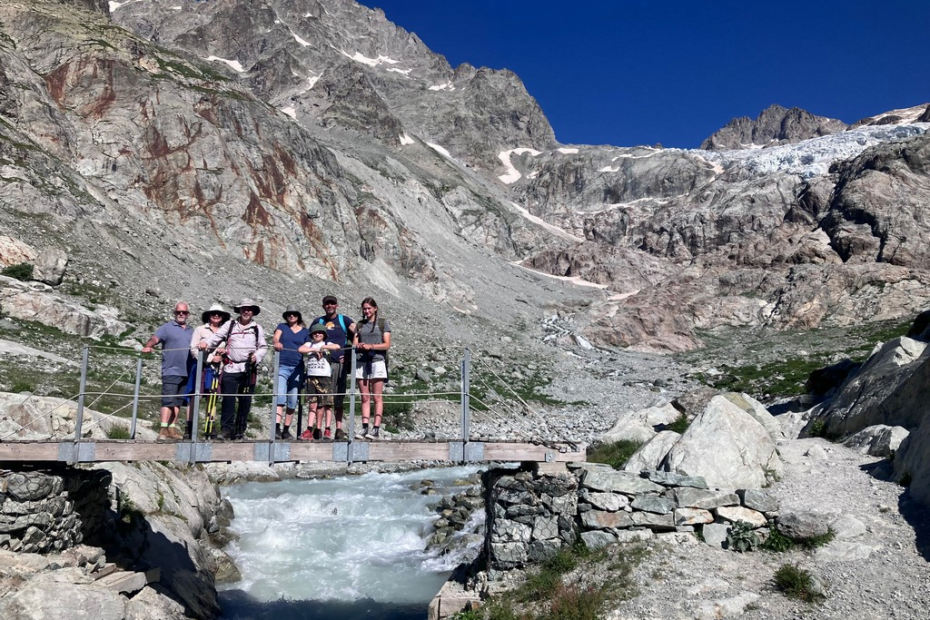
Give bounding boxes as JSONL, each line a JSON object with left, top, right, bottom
{"left": 354, "top": 297, "right": 391, "bottom": 440}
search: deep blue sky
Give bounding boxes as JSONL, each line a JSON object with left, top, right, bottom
{"left": 356, "top": 0, "right": 930, "bottom": 148}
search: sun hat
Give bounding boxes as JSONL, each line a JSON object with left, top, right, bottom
{"left": 201, "top": 303, "right": 231, "bottom": 325}
{"left": 234, "top": 299, "right": 261, "bottom": 315}
{"left": 282, "top": 305, "right": 303, "bottom": 322}
{"left": 309, "top": 323, "right": 328, "bottom": 335}
{"left": 322, "top": 295, "right": 338, "bottom": 305}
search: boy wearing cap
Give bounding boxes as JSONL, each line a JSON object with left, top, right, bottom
{"left": 200, "top": 299, "right": 267, "bottom": 440}
{"left": 273, "top": 305, "right": 309, "bottom": 439}
{"left": 298, "top": 324, "right": 340, "bottom": 440}
{"left": 311, "top": 295, "right": 355, "bottom": 440}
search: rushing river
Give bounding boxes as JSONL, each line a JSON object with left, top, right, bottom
{"left": 218, "top": 466, "right": 484, "bottom": 620}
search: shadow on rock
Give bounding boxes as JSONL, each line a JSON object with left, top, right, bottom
{"left": 898, "top": 491, "right": 930, "bottom": 562}
{"left": 218, "top": 589, "right": 428, "bottom": 620}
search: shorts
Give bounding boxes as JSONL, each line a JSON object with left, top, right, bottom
{"left": 355, "top": 359, "right": 387, "bottom": 380}
{"left": 161, "top": 375, "right": 188, "bottom": 407}
{"left": 306, "top": 376, "right": 334, "bottom": 407}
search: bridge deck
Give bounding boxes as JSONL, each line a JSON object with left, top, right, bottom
{"left": 0, "top": 440, "right": 586, "bottom": 465}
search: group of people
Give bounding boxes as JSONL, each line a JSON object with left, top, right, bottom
{"left": 142, "top": 295, "right": 391, "bottom": 442}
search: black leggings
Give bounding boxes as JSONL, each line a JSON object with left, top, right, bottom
{"left": 221, "top": 372, "right": 253, "bottom": 437}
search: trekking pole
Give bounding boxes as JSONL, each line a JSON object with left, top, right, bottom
{"left": 271, "top": 350, "right": 280, "bottom": 444}
{"left": 204, "top": 370, "right": 219, "bottom": 436}
{"left": 189, "top": 350, "right": 204, "bottom": 459}
{"left": 130, "top": 357, "right": 143, "bottom": 440}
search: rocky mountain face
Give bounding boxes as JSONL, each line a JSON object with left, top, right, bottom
{"left": 700, "top": 104, "right": 848, "bottom": 150}
{"left": 1, "top": 0, "right": 929, "bottom": 356}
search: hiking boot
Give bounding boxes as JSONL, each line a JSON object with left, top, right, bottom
{"left": 365, "top": 426, "right": 380, "bottom": 440}
{"left": 282, "top": 426, "right": 293, "bottom": 440}
{"left": 334, "top": 428, "right": 347, "bottom": 441}
{"left": 313, "top": 427, "right": 322, "bottom": 441}
{"left": 299, "top": 428, "right": 314, "bottom": 441}
{"left": 275, "top": 424, "right": 282, "bottom": 439}
{"left": 323, "top": 428, "right": 332, "bottom": 441}
{"left": 166, "top": 426, "right": 184, "bottom": 440}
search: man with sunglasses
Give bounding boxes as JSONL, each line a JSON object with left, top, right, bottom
{"left": 143, "top": 302, "right": 194, "bottom": 441}
{"left": 311, "top": 295, "right": 355, "bottom": 440}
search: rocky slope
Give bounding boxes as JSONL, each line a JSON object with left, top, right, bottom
{"left": 1, "top": 0, "right": 929, "bottom": 356}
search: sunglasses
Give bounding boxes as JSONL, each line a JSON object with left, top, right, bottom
{"left": 175, "top": 311, "right": 190, "bottom": 315}
{"left": 210, "top": 312, "right": 224, "bottom": 317}
{"left": 323, "top": 302, "right": 337, "bottom": 306}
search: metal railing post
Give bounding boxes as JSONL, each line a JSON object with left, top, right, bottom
{"left": 74, "top": 345, "right": 89, "bottom": 444}
{"left": 270, "top": 350, "right": 280, "bottom": 462}
{"left": 130, "top": 357, "right": 143, "bottom": 439}
{"left": 461, "top": 349, "right": 471, "bottom": 442}
{"left": 189, "top": 349, "right": 205, "bottom": 462}
{"left": 348, "top": 345, "right": 357, "bottom": 451}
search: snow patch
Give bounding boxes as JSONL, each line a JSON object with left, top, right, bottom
{"left": 427, "top": 143, "right": 453, "bottom": 159}
{"left": 598, "top": 166, "right": 620, "bottom": 173}
{"left": 341, "top": 50, "right": 400, "bottom": 67}
{"left": 557, "top": 147, "right": 579, "bottom": 154}
{"left": 513, "top": 263, "right": 607, "bottom": 289}
{"left": 861, "top": 103, "right": 929, "bottom": 125}
{"left": 306, "top": 74, "right": 321, "bottom": 89}
{"left": 108, "top": 0, "right": 146, "bottom": 11}
{"left": 386, "top": 67, "right": 412, "bottom": 77}
{"left": 205, "top": 56, "right": 245, "bottom": 73}
{"left": 498, "top": 148, "right": 541, "bottom": 184}
{"left": 293, "top": 33, "right": 311, "bottom": 47}
{"left": 509, "top": 202, "right": 584, "bottom": 244}
{"left": 429, "top": 82, "right": 455, "bottom": 92}
{"left": 399, "top": 134, "right": 415, "bottom": 146}
{"left": 281, "top": 106, "right": 297, "bottom": 119}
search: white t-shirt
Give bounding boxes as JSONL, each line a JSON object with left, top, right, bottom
{"left": 305, "top": 341, "right": 333, "bottom": 377}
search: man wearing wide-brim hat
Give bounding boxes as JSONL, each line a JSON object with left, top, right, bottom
{"left": 200, "top": 299, "right": 267, "bottom": 440}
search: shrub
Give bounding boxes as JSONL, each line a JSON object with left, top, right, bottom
{"left": 666, "top": 413, "right": 689, "bottom": 434}
{"left": 1, "top": 262, "right": 34, "bottom": 281}
{"left": 588, "top": 439, "right": 645, "bottom": 469}
{"left": 11, "top": 381, "right": 33, "bottom": 393}
{"left": 773, "top": 563, "right": 824, "bottom": 602}
{"left": 726, "top": 520, "right": 760, "bottom": 552}
{"left": 107, "top": 425, "right": 131, "bottom": 440}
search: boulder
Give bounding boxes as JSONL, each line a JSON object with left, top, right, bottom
{"left": 777, "top": 511, "right": 831, "bottom": 540}
{"left": 815, "top": 337, "right": 930, "bottom": 437}
{"left": 33, "top": 248, "right": 68, "bottom": 286}
{"left": 722, "top": 392, "right": 785, "bottom": 441}
{"left": 599, "top": 401, "right": 681, "bottom": 444}
{"left": 894, "top": 414, "right": 930, "bottom": 507}
{"left": 580, "top": 530, "right": 617, "bottom": 550}
{"left": 715, "top": 506, "right": 766, "bottom": 528}
{"left": 581, "top": 469, "right": 664, "bottom": 495}
{"left": 0, "top": 279, "right": 127, "bottom": 337}
{"left": 663, "top": 395, "right": 783, "bottom": 489}
{"left": 621, "top": 431, "right": 680, "bottom": 473}
{"left": 843, "top": 424, "right": 909, "bottom": 457}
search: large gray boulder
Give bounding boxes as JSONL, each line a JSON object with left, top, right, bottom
{"left": 814, "top": 337, "right": 930, "bottom": 437}
{"left": 622, "top": 430, "right": 680, "bottom": 472}
{"left": 663, "top": 395, "right": 783, "bottom": 489}
{"left": 894, "top": 416, "right": 930, "bottom": 507}
{"left": 600, "top": 402, "right": 680, "bottom": 444}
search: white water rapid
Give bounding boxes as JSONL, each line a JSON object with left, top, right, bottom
{"left": 218, "top": 466, "right": 484, "bottom": 620}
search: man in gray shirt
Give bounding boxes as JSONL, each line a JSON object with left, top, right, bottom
{"left": 143, "top": 301, "right": 194, "bottom": 441}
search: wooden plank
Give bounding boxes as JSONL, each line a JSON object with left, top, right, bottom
{"left": 483, "top": 443, "right": 585, "bottom": 463}
{"left": 367, "top": 442, "right": 450, "bottom": 461}
{"left": 93, "top": 443, "right": 177, "bottom": 461}
{"left": 288, "top": 443, "right": 339, "bottom": 462}
{"left": 0, "top": 443, "right": 60, "bottom": 462}
{"left": 207, "top": 443, "right": 261, "bottom": 462}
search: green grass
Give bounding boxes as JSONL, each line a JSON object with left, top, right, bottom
{"left": 1, "top": 262, "right": 33, "bottom": 281}
{"left": 107, "top": 425, "right": 132, "bottom": 440}
{"left": 773, "top": 563, "right": 824, "bottom": 602}
{"left": 666, "top": 413, "right": 689, "bottom": 434}
{"left": 587, "top": 440, "right": 645, "bottom": 469}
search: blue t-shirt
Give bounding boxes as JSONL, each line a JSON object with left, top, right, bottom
{"left": 154, "top": 321, "right": 193, "bottom": 377}
{"left": 312, "top": 314, "right": 355, "bottom": 362}
{"left": 276, "top": 323, "right": 309, "bottom": 367}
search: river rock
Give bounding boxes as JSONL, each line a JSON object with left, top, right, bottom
{"left": 663, "top": 395, "right": 783, "bottom": 489}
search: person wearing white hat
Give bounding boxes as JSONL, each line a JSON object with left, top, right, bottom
{"left": 200, "top": 299, "right": 267, "bottom": 439}
{"left": 188, "top": 304, "right": 231, "bottom": 438}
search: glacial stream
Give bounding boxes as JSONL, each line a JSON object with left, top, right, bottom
{"left": 218, "top": 466, "right": 484, "bottom": 620}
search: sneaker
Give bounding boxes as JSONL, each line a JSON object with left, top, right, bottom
{"left": 299, "top": 428, "right": 314, "bottom": 441}
{"left": 313, "top": 428, "right": 322, "bottom": 441}
{"left": 334, "top": 428, "right": 347, "bottom": 441}
{"left": 282, "top": 427, "right": 294, "bottom": 440}
{"left": 323, "top": 428, "right": 332, "bottom": 441}
{"left": 355, "top": 426, "right": 369, "bottom": 440}
{"left": 365, "top": 427, "right": 380, "bottom": 440}
{"left": 275, "top": 424, "right": 283, "bottom": 440}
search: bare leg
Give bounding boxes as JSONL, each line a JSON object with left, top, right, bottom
{"left": 371, "top": 379, "right": 384, "bottom": 428}
{"left": 359, "top": 378, "right": 371, "bottom": 425}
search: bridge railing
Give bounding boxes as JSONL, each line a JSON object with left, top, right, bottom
{"left": 57, "top": 344, "right": 479, "bottom": 464}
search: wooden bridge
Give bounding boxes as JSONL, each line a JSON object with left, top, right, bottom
{"left": 0, "top": 346, "right": 586, "bottom": 465}
{"left": 0, "top": 439, "right": 585, "bottom": 465}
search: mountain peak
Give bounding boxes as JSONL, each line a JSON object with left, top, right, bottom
{"left": 701, "top": 104, "right": 847, "bottom": 151}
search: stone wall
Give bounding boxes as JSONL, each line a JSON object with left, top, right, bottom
{"left": 485, "top": 462, "right": 780, "bottom": 574}
{"left": 0, "top": 468, "right": 110, "bottom": 553}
